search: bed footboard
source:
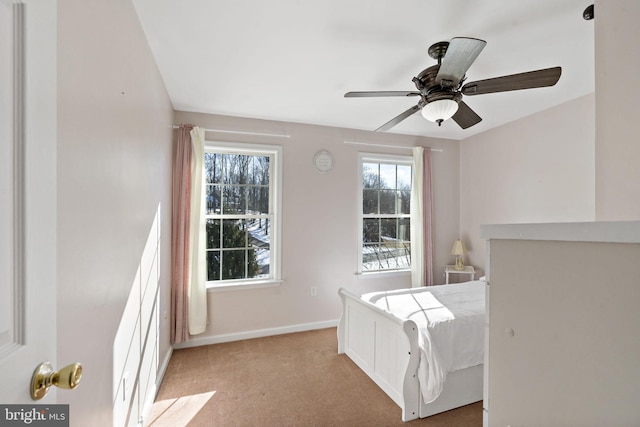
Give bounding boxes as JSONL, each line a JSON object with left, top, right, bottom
{"left": 337, "top": 287, "right": 422, "bottom": 421}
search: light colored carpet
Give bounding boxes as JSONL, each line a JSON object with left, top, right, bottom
{"left": 148, "top": 328, "right": 482, "bottom": 426}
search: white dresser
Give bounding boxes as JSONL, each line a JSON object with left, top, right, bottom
{"left": 481, "top": 221, "right": 640, "bottom": 426}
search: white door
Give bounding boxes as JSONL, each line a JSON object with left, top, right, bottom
{"left": 0, "top": 0, "right": 58, "bottom": 404}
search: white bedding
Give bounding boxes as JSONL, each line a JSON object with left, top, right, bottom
{"left": 361, "top": 281, "right": 485, "bottom": 404}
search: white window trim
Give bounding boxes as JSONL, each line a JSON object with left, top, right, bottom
{"left": 357, "top": 152, "right": 413, "bottom": 276}
{"left": 356, "top": 269, "right": 411, "bottom": 280}
{"left": 204, "top": 140, "right": 283, "bottom": 290}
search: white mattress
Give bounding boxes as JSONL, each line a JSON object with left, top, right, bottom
{"left": 362, "top": 281, "right": 485, "bottom": 403}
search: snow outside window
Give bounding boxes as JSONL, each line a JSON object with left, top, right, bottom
{"left": 204, "top": 142, "right": 282, "bottom": 289}
{"left": 358, "top": 153, "right": 412, "bottom": 274}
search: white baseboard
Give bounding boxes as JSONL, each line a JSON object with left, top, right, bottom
{"left": 172, "top": 319, "right": 340, "bottom": 350}
{"left": 156, "top": 346, "right": 173, "bottom": 386}
{"left": 140, "top": 346, "right": 173, "bottom": 427}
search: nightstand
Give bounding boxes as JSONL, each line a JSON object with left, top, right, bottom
{"left": 445, "top": 265, "right": 476, "bottom": 284}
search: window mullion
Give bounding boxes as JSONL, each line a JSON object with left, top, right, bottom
{"left": 359, "top": 154, "right": 412, "bottom": 274}
{"left": 205, "top": 145, "right": 280, "bottom": 286}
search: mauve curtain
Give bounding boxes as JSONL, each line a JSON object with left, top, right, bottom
{"left": 410, "top": 147, "right": 434, "bottom": 287}
{"left": 171, "top": 125, "right": 193, "bottom": 343}
{"left": 170, "top": 125, "right": 208, "bottom": 344}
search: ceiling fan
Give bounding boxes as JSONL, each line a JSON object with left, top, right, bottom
{"left": 345, "top": 37, "right": 562, "bottom": 131}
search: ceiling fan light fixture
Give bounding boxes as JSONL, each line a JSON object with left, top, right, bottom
{"left": 421, "top": 99, "right": 459, "bottom": 125}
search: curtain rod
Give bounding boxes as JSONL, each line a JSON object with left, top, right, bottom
{"left": 343, "top": 140, "right": 443, "bottom": 152}
{"left": 172, "top": 125, "right": 290, "bottom": 138}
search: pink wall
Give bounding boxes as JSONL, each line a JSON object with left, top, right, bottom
{"left": 460, "top": 1, "right": 640, "bottom": 274}
{"left": 459, "top": 94, "right": 596, "bottom": 274}
{"left": 57, "top": 0, "right": 174, "bottom": 424}
{"left": 594, "top": 0, "right": 640, "bottom": 220}
{"left": 174, "top": 111, "right": 461, "bottom": 342}
{"left": 51, "top": 0, "right": 640, "bottom": 422}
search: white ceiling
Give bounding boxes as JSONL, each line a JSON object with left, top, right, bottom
{"left": 132, "top": 0, "right": 595, "bottom": 141}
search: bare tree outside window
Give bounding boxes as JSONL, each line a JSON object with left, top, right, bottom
{"left": 361, "top": 161, "right": 412, "bottom": 272}
{"left": 204, "top": 152, "right": 271, "bottom": 282}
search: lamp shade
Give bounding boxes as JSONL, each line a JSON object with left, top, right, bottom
{"left": 451, "top": 239, "right": 466, "bottom": 256}
{"left": 421, "top": 99, "right": 459, "bottom": 123}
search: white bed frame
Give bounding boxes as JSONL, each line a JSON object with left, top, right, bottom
{"left": 337, "top": 287, "right": 483, "bottom": 422}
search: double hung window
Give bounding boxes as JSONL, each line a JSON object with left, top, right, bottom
{"left": 204, "top": 142, "right": 282, "bottom": 288}
{"left": 358, "top": 153, "right": 412, "bottom": 274}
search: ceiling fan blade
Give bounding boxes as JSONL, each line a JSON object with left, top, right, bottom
{"left": 436, "top": 37, "right": 487, "bottom": 88}
{"left": 461, "top": 66, "right": 562, "bottom": 96}
{"left": 451, "top": 101, "right": 482, "bottom": 129}
{"left": 345, "top": 91, "right": 420, "bottom": 98}
{"left": 375, "top": 105, "right": 421, "bottom": 132}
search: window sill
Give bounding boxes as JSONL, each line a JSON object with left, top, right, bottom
{"left": 206, "top": 279, "right": 284, "bottom": 292}
{"left": 355, "top": 269, "right": 411, "bottom": 280}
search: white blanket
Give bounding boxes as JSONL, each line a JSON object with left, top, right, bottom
{"left": 361, "top": 281, "right": 485, "bottom": 404}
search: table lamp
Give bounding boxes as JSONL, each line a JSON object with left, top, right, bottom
{"left": 451, "top": 239, "right": 466, "bottom": 271}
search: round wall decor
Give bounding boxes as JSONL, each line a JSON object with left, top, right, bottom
{"left": 313, "top": 150, "right": 334, "bottom": 173}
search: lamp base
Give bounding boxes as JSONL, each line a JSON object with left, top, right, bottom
{"left": 455, "top": 256, "right": 464, "bottom": 271}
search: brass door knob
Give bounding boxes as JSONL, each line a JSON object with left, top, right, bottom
{"left": 30, "top": 362, "right": 83, "bottom": 400}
